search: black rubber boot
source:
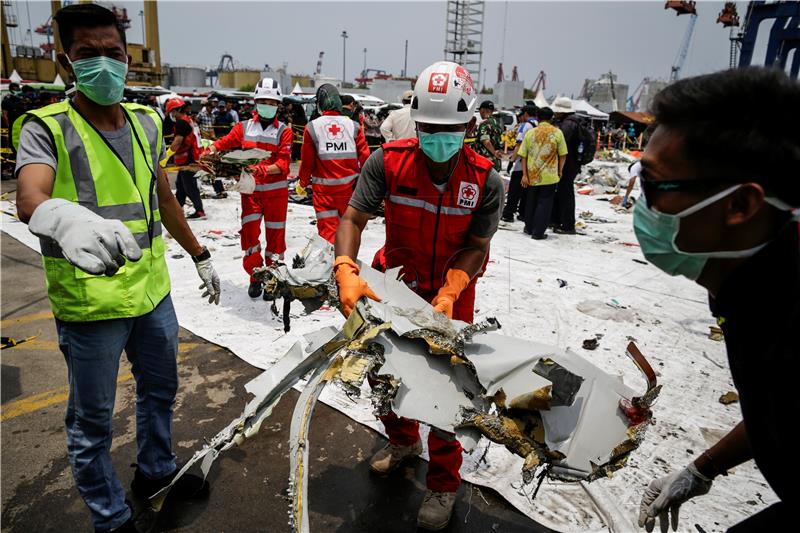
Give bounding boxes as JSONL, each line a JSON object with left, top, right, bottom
{"left": 247, "top": 281, "right": 263, "bottom": 298}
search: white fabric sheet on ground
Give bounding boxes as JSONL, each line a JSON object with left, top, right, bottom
{"left": 1, "top": 168, "right": 777, "bottom": 532}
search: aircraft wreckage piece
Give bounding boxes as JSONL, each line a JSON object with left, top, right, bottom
{"left": 157, "top": 262, "right": 659, "bottom": 531}
{"left": 252, "top": 235, "right": 337, "bottom": 332}
{"left": 147, "top": 321, "right": 354, "bottom": 512}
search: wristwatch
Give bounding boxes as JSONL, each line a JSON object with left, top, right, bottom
{"left": 191, "top": 246, "right": 211, "bottom": 263}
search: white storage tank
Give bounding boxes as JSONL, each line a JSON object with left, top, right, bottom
{"left": 168, "top": 66, "right": 207, "bottom": 88}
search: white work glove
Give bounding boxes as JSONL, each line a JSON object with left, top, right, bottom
{"left": 194, "top": 255, "right": 220, "bottom": 305}
{"left": 638, "top": 463, "right": 713, "bottom": 532}
{"left": 29, "top": 198, "right": 142, "bottom": 276}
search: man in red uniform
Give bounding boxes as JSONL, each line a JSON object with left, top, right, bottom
{"left": 296, "top": 84, "right": 370, "bottom": 242}
{"left": 333, "top": 61, "right": 504, "bottom": 530}
{"left": 207, "top": 78, "right": 293, "bottom": 298}
{"left": 162, "top": 97, "right": 205, "bottom": 218}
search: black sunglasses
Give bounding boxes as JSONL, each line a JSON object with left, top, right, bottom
{"left": 631, "top": 161, "right": 747, "bottom": 206}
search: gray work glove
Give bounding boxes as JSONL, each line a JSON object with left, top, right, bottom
{"left": 195, "top": 257, "right": 220, "bottom": 305}
{"left": 638, "top": 463, "right": 713, "bottom": 532}
{"left": 29, "top": 198, "right": 142, "bottom": 276}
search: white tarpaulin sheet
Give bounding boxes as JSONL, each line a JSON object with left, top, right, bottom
{"left": 1, "top": 174, "right": 776, "bottom": 531}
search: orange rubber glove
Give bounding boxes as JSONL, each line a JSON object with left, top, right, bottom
{"left": 431, "top": 268, "right": 471, "bottom": 318}
{"left": 334, "top": 256, "right": 381, "bottom": 317}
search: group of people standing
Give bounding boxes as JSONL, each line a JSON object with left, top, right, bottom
{"left": 502, "top": 97, "right": 594, "bottom": 239}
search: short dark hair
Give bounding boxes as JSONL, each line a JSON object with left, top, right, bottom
{"left": 479, "top": 100, "right": 494, "bottom": 110}
{"left": 537, "top": 107, "right": 554, "bottom": 121}
{"left": 522, "top": 104, "right": 537, "bottom": 117}
{"left": 340, "top": 94, "right": 355, "bottom": 106}
{"left": 54, "top": 3, "right": 126, "bottom": 55}
{"left": 652, "top": 67, "right": 800, "bottom": 205}
{"left": 9, "top": 82, "right": 19, "bottom": 91}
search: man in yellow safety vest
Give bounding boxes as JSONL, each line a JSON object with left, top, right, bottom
{"left": 14, "top": 4, "right": 220, "bottom": 531}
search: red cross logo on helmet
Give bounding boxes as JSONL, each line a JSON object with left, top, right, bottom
{"left": 428, "top": 72, "right": 450, "bottom": 94}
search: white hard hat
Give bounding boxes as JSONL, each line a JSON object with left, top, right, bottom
{"left": 254, "top": 77, "right": 282, "bottom": 101}
{"left": 410, "top": 61, "right": 477, "bottom": 125}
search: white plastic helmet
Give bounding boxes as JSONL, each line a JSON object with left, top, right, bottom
{"left": 410, "top": 61, "right": 477, "bottom": 125}
{"left": 254, "top": 77, "right": 282, "bottom": 102}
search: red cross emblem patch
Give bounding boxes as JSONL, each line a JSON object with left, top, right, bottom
{"left": 428, "top": 72, "right": 450, "bottom": 94}
{"left": 326, "top": 121, "right": 344, "bottom": 140}
{"left": 457, "top": 181, "right": 478, "bottom": 208}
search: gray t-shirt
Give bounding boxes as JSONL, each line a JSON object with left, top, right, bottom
{"left": 350, "top": 148, "right": 505, "bottom": 238}
{"left": 15, "top": 118, "right": 164, "bottom": 179}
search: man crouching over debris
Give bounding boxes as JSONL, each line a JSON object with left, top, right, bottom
{"left": 633, "top": 67, "right": 799, "bottom": 532}
{"left": 332, "top": 60, "right": 504, "bottom": 530}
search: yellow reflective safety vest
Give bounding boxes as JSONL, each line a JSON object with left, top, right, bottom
{"left": 23, "top": 100, "right": 170, "bottom": 321}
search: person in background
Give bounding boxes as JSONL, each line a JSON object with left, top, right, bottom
{"left": 206, "top": 78, "right": 293, "bottom": 298}
{"left": 501, "top": 104, "right": 537, "bottom": 223}
{"left": 635, "top": 67, "right": 798, "bottom": 533}
{"left": 340, "top": 94, "right": 356, "bottom": 117}
{"left": 162, "top": 97, "right": 205, "bottom": 219}
{"left": 551, "top": 96, "right": 581, "bottom": 234}
{"left": 13, "top": 5, "right": 219, "bottom": 531}
{"left": 379, "top": 89, "right": 416, "bottom": 142}
{"left": 225, "top": 100, "right": 239, "bottom": 124}
{"left": 340, "top": 94, "right": 364, "bottom": 125}
{"left": 195, "top": 99, "right": 226, "bottom": 199}
{"left": 475, "top": 100, "right": 503, "bottom": 171}
{"left": 196, "top": 99, "right": 216, "bottom": 140}
{"left": 297, "top": 84, "right": 370, "bottom": 242}
{"left": 519, "top": 106, "right": 567, "bottom": 240}
{"left": 362, "top": 108, "right": 384, "bottom": 152}
{"left": 215, "top": 101, "right": 234, "bottom": 136}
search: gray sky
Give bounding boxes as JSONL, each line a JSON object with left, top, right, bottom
{"left": 12, "top": 1, "right": 773, "bottom": 96}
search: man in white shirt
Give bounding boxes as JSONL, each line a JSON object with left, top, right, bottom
{"left": 379, "top": 90, "right": 416, "bottom": 141}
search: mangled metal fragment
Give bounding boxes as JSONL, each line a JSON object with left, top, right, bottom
{"left": 147, "top": 318, "right": 356, "bottom": 512}
{"left": 167, "top": 262, "right": 660, "bottom": 531}
{"left": 198, "top": 148, "right": 272, "bottom": 179}
{"left": 252, "top": 235, "right": 337, "bottom": 331}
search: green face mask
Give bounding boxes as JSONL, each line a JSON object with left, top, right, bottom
{"left": 633, "top": 185, "right": 796, "bottom": 280}
{"left": 68, "top": 55, "right": 128, "bottom": 106}
{"left": 417, "top": 131, "right": 465, "bottom": 163}
{"left": 256, "top": 104, "right": 278, "bottom": 120}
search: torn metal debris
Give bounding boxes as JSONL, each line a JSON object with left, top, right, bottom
{"left": 160, "top": 261, "right": 660, "bottom": 531}
{"left": 252, "top": 235, "right": 337, "bottom": 331}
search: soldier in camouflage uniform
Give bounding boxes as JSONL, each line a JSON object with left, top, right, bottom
{"left": 475, "top": 100, "right": 504, "bottom": 171}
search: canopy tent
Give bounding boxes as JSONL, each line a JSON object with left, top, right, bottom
{"left": 533, "top": 89, "right": 549, "bottom": 109}
{"left": 571, "top": 99, "right": 609, "bottom": 120}
{"left": 291, "top": 82, "right": 304, "bottom": 95}
{"left": 9, "top": 70, "right": 22, "bottom": 83}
